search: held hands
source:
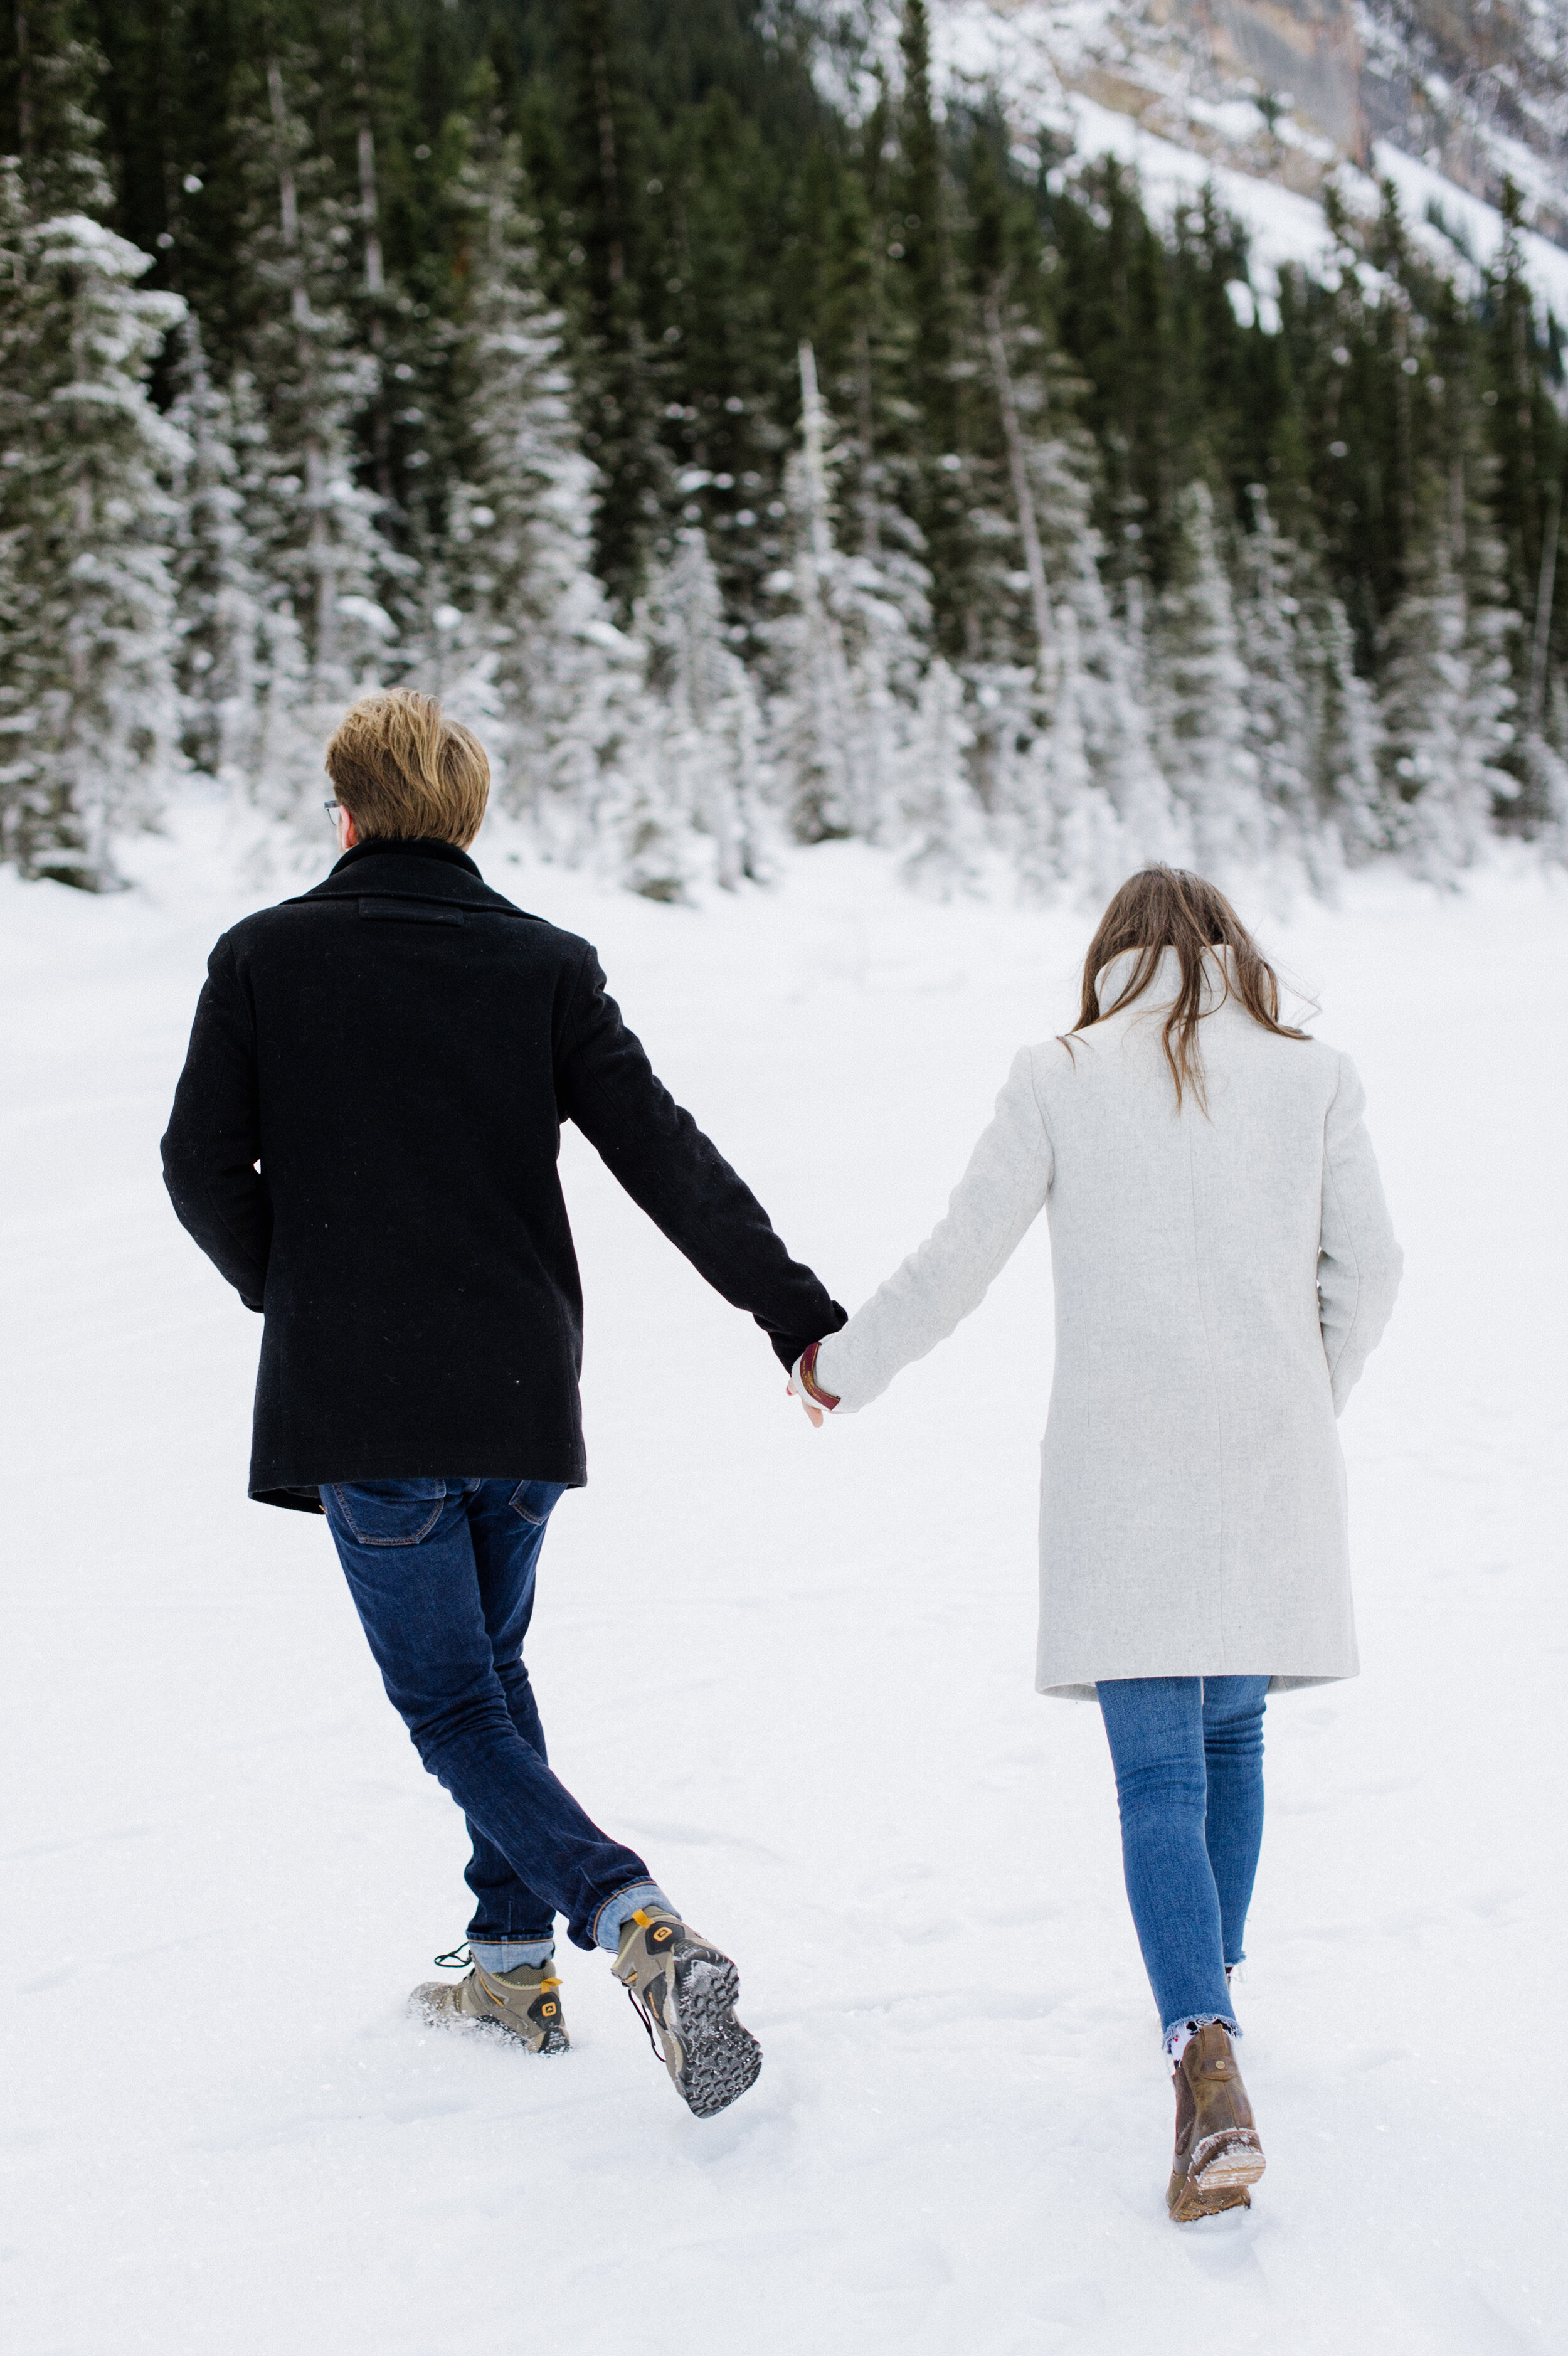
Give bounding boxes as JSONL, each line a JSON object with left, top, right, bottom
{"left": 787, "top": 1341, "right": 840, "bottom": 1430}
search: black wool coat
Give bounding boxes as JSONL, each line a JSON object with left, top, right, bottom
{"left": 161, "top": 837, "right": 845, "bottom": 1510}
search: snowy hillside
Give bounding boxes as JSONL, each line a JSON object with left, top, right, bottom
{"left": 3, "top": 811, "right": 1565, "bottom": 2352}
{"left": 923, "top": 0, "right": 1568, "bottom": 319}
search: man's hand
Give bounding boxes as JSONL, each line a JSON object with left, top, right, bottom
{"left": 787, "top": 1342, "right": 839, "bottom": 1428}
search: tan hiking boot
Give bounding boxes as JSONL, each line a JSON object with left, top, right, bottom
{"left": 1167, "top": 2023, "right": 1266, "bottom": 2221}
{"left": 612, "top": 1908, "right": 761, "bottom": 2119}
{"left": 410, "top": 1956, "right": 569, "bottom": 2054}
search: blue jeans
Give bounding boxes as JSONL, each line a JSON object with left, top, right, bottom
{"left": 322, "top": 1477, "right": 659, "bottom": 1954}
{"left": 1096, "top": 1675, "right": 1269, "bottom": 2040}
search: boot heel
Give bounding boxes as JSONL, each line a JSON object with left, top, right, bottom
{"left": 1190, "top": 2131, "right": 1266, "bottom": 2194}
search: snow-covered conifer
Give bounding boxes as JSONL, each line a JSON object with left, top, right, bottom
{"left": 1153, "top": 481, "right": 1261, "bottom": 868}
{"left": 901, "top": 657, "right": 980, "bottom": 897}
{"left": 233, "top": 54, "right": 391, "bottom": 718}
{"left": 1295, "top": 583, "right": 1384, "bottom": 866}
{"left": 1075, "top": 563, "right": 1182, "bottom": 872}
{"left": 1379, "top": 533, "right": 1517, "bottom": 877}
{"left": 169, "top": 319, "right": 263, "bottom": 786}
{"left": 442, "top": 111, "right": 658, "bottom": 881}
{"left": 993, "top": 546, "right": 1182, "bottom": 893}
{"left": 4, "top": 0, "right": 110, "bottom": 224}
{"left": 0, "top": 168, "right": 186, "bottom": 884}
{"left": 644, "top": 530, "right": 771, "bottom": 889}
{"left": 1237, "top": 488, "right": 1313, "bottom": 846}
{"left": 766, "top": 344, "right": 929, "bottom": 846}
{"left": 962, "top": 305, "right": 1180, "bottom": 889}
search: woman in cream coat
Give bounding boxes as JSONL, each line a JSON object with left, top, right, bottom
{"left": 791, "top": 867, "right": 1401, "bottom": 2222}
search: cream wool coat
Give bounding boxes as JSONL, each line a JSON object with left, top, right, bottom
{"left": 813, "top": 947, "right": 1402, "bottom": 1699}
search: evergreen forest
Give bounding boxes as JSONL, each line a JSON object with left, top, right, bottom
{"left": 1, "top": 0, "right": 1564, "bottom": 893}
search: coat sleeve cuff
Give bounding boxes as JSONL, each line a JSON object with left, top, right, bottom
{"left": 791, "top": 1339, "right": 847, "bottom": 1413}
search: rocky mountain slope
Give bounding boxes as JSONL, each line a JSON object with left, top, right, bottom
{"left": 923, "top": 0, "right": 1568, "bottom": 301}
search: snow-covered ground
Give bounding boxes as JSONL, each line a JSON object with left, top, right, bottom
{"left": 3, "top": 808, "right": 1565, "bottom": 2354}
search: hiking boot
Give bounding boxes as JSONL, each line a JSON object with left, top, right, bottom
{"left": 1167, "top": 2022, "right": 1266, "bottom": 2222}
{"left": 410, "top": 1956, "right": 569, "bottom": 2054}
{"left": 612, "top": 1908, "right": 761, "bottom": 2119}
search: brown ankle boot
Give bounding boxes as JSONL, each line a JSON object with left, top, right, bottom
{"left": 1166, "top": 2022, "right": 1266, "bottom": 2222}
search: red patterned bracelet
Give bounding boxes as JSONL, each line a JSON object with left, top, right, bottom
{"left": 798, "top": 1340, "right": 841, "bottom": 1411}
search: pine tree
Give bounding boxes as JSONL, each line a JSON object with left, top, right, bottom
{"left": 765, "top": 344, "right": 928, "bottom": 846}
{"left": 1295, "top": 580, "right": 1384, "bottom": 866}
{"left": 1153, "top": 480, "right": 1261, "bottom": 867}
{"left": 900, "top": 656, "right": 980, "bottom": 897}
{"left": 443, "top": 107, "right": 659, "bottom": 884}
{"left": 560, "top": 0, "right": 659, "bottom": 611}
{"left": 1379, "top": 529, "right": 1517, "bottom": 877}
{"left": 169, "top": 333, "right": 329, "bottom": 846}
{"left": 1237, "top": 486, "right": 1314, "bottom": 851}
{"left": 0, "top": 0, "right": 109, "bottom": 222}
{"left": 169, "top": 316, "right": 260, "bottom": 786}
{"left": 890, "top": 0, "right": 973, "bottom": 656}
{"left": 644, "top": 529, "right": 770, "bottom": 889}
{"left": 0, "top": 164, "right": 186, "bottom": 884}
{"left": 1073, "top": 560, "right": 1181, "bottom": 869}
{"left": 233, "top": 52, "right": 391, "bottom": 716}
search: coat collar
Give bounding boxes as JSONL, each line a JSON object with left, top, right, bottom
{"left": 287, "top": 836, "right": 528, "bottom": 919}
{"left": 1094, "top": 944, "right": 1236, "bottom": 1017}
{"left": 329, "top": 837, "right": 481, "bottom": 881}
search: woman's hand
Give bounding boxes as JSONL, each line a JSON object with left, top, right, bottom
{"left": 788, "top": 1382, "right": 824, "bottom": 1429}
{"left": 788, "top": 1342, "right": 839, "bottom": 1428}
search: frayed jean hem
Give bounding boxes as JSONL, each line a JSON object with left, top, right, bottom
{"left": 1162, "top": 2010, "right": 1242, "bottom": 2054}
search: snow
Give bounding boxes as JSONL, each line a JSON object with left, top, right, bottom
{"left": 1055, "top": 102, "right": 1568, "bottom": 329}
{"left": 923, "top": 0, "right": 1568, "bottom": 327}
{"left": 1059, "top": 94, "right": 1345, "bottom": 299}
{"left": 1370, "top": 141, "right": 1568, "bottom": 329}
{"left": 3, "top": 805, "right": 1567, "bottom": 2352}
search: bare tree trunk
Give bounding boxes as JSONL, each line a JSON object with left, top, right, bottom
{"left": 356, "top": 130, "right": 384, "bottom": 296}
{"left": 267, "top": 57, "right": 335, "bottom": 678}
{"left": 853, "top": 317, "right": 879, "bottom": 556}
{"left": 983, "top": 286, "right": 1052, "bottom": 677}
{"left": 14, "top": 1, "right": 32, "bottom": 175}
{"left": 798, "top": 341, "right": 836, "bottom": 578}
{"left": 1530, "top": 480, "right": 1560, "bottom": 735}
{"left": 351, "top": 23, "right": 393, "bottom": 506}
{"left": 590, "top": 34, "right": 624, "bottom": 289}
{"left": 797, "top": 342, "right": 859, "bottom": 835}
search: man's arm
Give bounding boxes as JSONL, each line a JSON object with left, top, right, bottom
{"left": 555, "top": 947, "right": 844, "bottom": 1367}
{"left": 161, "top": 934, "right": 272, "bottom": 1310}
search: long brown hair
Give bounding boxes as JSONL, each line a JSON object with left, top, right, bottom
{"left": 1065, "top": 866, "right": 1310, "bottom": 1110}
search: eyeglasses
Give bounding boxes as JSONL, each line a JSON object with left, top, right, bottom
{"left": 324, "top": 800, "right": 345, "bottom": 828}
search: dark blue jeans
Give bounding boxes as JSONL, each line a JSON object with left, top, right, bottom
{"left": 1096, "top": 1675, "right": 1269, "bottom": 2040}
{"left": 322, "top": 1477, "right": 654, "bottom": 1953}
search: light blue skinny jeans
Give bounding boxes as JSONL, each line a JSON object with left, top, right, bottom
{"left": 1096, "top": 1674, "right": 1269, "bottom": 2041}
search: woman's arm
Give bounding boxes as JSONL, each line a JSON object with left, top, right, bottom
{"left": 1318, "top": 1051, "right": 1403, "bottom": 1414}
{"left": 810, "top": 1046, "right": 1054, "bottom": 1413}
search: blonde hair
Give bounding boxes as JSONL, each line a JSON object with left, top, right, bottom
{"left": 324, "top": 690, "right": 489, "bottom": 849}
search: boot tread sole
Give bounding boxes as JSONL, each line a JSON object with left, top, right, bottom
{"left": 665, "top": 1951, "right": 762, "bottom": 2120}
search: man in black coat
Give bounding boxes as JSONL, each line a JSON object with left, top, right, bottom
{"left": 162, "top": 689, "right": 844, "bottom": 2120}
